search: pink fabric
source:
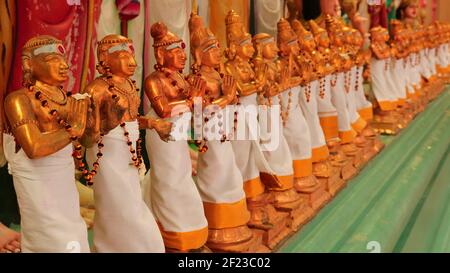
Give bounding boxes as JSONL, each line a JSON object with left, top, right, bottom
{"left": 7, "top": 0, "right": 102, "bottom": 94}
{"left": 116, "top": 0, "right": 141, "bottom": 21}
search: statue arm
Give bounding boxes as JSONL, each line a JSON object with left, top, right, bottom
{"left": 4, "top": 93, "right": 71, "bottom": 159}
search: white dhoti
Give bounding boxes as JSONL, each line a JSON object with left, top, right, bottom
{"left": 259, "top": 95, "right": 294, "bottom": 190}
{"left": 316, "top": 75, "right": 339, "bottom": 141}
{"left": 353, "top": 65, "right": 373, "bottom": 121}
{"left": 144, "top": 111, "right": 208, "bottom": 251}
{"left": 3, "top": 134, "right": 89, "bottom": 253}
{"left": 231, "top": 93, "right": 275, "bottom": 198}
{"left": 346, "top": 67, "right": 367, "bottom": 134}
{"left": 370, "top": 58, "right": 397, "bottom": 111}
{"left": 196, "top": 107, "right": 250, "bottom": 229}
{"left": 330, "top": 72, "right": 356, "bottom": 143}
{"left": 86, "top": 121, "right": 164, "bottom": 253}
{"left": 299, "top": 81, "right": 329, "bottom": 162}
{"left": 390, "top": 58, "right": 407, "bottom": 104}
{"left": 280, "top": 86, "right": 313, "bottom": 178}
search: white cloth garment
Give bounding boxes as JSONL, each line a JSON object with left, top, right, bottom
{"left": 196, "top": 107, "right": 247, "bottom": 223}
{"left": 86, "top": 121, "right": 164, "bottom": 253}
{"left": 345, "top": 67, "right": 362, "bottom": 125}
{"left": 144, "top": 110, "right": 208, "bottom": 234}
{"left": 231, "top": 93, "right": 276, "bottom": 184}
{"left": 390, "top": 58, "right": 407, "bottom": 100}
{"left": 330, "top": 72, "right": 353, "bottom": 133}
{"left": 316, "top": 75, "right": 338, "bottom": 118}
{"left": 299, "top": 80, "right": 327, "bottom": 150}
{"left": 354, "top": 65, "right": 373, "bottom": 112}
{"left": 280, "top": 86, "right": 312, "bottom": 161}
{"left": 261, "top": 95, "right": 294, "bottom": 178}
{"left": 3, "top": 134, "right": 89, "bottom": 253}
{"left": 370, "top": 58, "right": 397, "bottom": 107}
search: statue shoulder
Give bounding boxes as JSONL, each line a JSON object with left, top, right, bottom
{"left": 4, "top": 89, "right": 35, "bottom": 121}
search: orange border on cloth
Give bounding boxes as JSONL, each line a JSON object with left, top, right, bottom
{"left": 339, "top": 129, "right": 357, "bottom": 144}
{"left": 203, "top": 198, "right": 250, "bottom": 229}
{"left": 293, "top": 158, "right": 312, "bottom": 178}
{"left": 378, "top": 100, "right": 397, "bottom": 111}
{"left": 319, "top": 115, "right": 339, "bottom": 141}
{"left": 358, "top": 107, "right": 373, "bottom": 121}
{"left": 266, "top": 174, "right": 294, "bottom": 191}
{"left": 397, "top": 98, "right": 406, "bottom": 106}
{"left": 312, "top": 145, "right": 329, "bottom": 162}
{"left": 351, "top": 117, "right": 367, "bottom": 134}
{"left": 243, "top": 177, "right": 265, "bottom": 198}
{"left": 157, "top": 223, "right": 208, "bottom": 251}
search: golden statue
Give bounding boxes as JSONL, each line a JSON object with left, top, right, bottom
{"left": 309, "top": 18, "right": 358, "bottom": 182}
{"left": 3, "top": 35, "right": 90, "bottom": 252}
{"left": 224, "top": 10, "right": 293, "bottom": 250}
{"left": 187, "top": 12, "right": 260, "bottom": 252}
{"left": 369, "top": 27, "right": 404, "bottom": 134}
{"left": 324, "top": 15, "right": 364, "bottom": 175}
{"left": 291, "top": 19, "right": 346, "bottom": 198}
{"left": 80, "top": 34, "right": 166, "bottom": 252}
{"left": 144, "top": 21, "right": 210, "bottom": 252}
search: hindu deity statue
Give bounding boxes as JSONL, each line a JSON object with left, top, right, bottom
{"left": 308, "top": 19, "right": 357, "bottom": 186}
{"left": 370, "top": 27, "right": 403, "bottom": 134}
{"left": 289, "top": 20, "right": 340, "bottom": 204}
{"left": 223, "top": 10, "right": 295, "bottom": 250}
{"left": 187, "top": 12, "right": 258, "bottom": 252}
{"left": 81, "top": 35, "right": 168, "bottom": 252}
{"left": 144, "top": 22, "right": 209, "bottom": 252}
{"left": 325, "top": 15, "right": 364, "bottom": 178}
{"left": 252, "top": 30, "right": 319, "bottom": 246}
{"left": 3, "top": 36, "right": 90, "bottom": 252}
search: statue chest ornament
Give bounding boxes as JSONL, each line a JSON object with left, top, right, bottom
{"left": 160, "top": 69, "right": 192, "bottom": 101}
{"left": 101, "top": 77, "right": 140, "bottom": 121}
{"left": 235, "top": 62, "right": 256, "bottom": 83}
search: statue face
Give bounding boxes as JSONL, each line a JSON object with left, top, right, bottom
{"left": 262, "top": 40, "right": 279, "bottom": 60}
{"left": 332, "top": 32, "right": 344, "bottom": 47}
{"left": 405, "top": 4, "right": 418, "bottom": 19}
{"left": 316, "top": 32, "right": 330, "bottom": 48}
{"left": 201, "top": 42, "right": 222, "bottom": 67}
{"left": 289, "top": 40, "right": 301, "bottom": 56}
{"left": 31, "top": 52, "right": 69, "bottom": 85}
{"left": 163, "top": 46, "right": 187, "bottom": 70}
{"left": 107, "top": 49, "right": 137, "bottom": 77}
{"left": 236, "top": 41, "right": 255, "bottom": 60}
{"left": 302, "top": 34, "right": 317, "bottom": 52}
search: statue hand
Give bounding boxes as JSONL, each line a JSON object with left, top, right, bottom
{"left": 221, "top": 75, "right": 236, "bottom": 98}
{"left": 151, "top": 118, "right": 173, "bottom": 142}
{"left": 191, "top": 76, "right": 206, "bottom": 98}
{"left": 67, "top": 97, "right": 90, "bottom": 138}
{"left": 280, "top": 65, "right": 290, "bottom": 90}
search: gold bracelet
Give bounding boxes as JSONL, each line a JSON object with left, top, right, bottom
{"left": 11, "top": 119, "right": 39, "bottom": 131}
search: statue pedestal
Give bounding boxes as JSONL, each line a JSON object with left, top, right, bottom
{"left": 247, "top": 195, "right": 292, "bottom": 250}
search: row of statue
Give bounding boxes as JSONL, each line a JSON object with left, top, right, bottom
{"left": 2, "top": 4, "right": 449, "bottom": 253}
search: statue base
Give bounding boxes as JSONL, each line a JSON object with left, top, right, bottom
{"left": 207, "top": 225, "right": 261, "bottom": 253}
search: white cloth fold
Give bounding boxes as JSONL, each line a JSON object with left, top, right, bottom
{"left": 86, "top": 121, "right": 164, "bottom": 253}
{"left": 3, "top": 133, "right": 89, "bottom": 253}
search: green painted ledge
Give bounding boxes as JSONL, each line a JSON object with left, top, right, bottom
{"left": 279, "top": 88, "right": 450, "bottom": 253}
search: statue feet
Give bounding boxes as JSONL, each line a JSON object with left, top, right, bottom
{"left": 246, "top": 194, "right": 291, "bottom": 249}
{"left": 207, "top": 225, "right": 258, "bottom": 252}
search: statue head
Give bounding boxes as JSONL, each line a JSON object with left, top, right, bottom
{"left": 21, "top": 35, "right": 68, "bottom": 88}
{"left": 309, "top": 19, "right": 330, "bottom": 48}
{"left": 277, "top": 18, "right": 300, "bottom": 57}
{"left": 292, "top": 19, "right": 317, "bottom": 53}
{"left": 96, "top": 34, "right": 137, "bottom": 78}
{"left": 225, "top": 10, "right": 255, "bottom": 61}
{"left": 189, "top": 12, "right": 221, "bottom": 71}
{"left": 252, "top": 33, "right": 279, "bottom": 61}
{"left": 151, "top": 22, "right": 187, "bottom": 71}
